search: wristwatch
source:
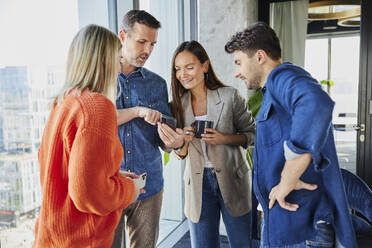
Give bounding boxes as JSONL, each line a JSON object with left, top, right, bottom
{"left": 173, "top": 140, "right": 185, "bottom": 152}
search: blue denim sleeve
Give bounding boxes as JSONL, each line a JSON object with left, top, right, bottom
{"left": 273, "top": 76, "right": 335, "bottom": 171}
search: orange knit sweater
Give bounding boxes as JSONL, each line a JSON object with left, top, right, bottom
{"left": 33, "top": 90, "right": 135, "bottom": 248}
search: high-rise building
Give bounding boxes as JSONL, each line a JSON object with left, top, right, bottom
{"left": 0, "top": 66, "right": 29, "bottom": 99}
{"left": 0, "top": 65, "right": 63, "bottom": 227}
{"left": 0, "top": 153, "right": 41, "bottom": 226}
{"left": 0, "top": 64, "right": 64, "bottom": 228}
{"left": 0, "top": 117, "right": 4, "bottom": 152}
{"left": 0, "top": 66, "right": 31, "bottom": 154}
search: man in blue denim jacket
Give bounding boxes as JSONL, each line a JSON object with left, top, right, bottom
{"left": 112, "top": 10, "right": 184, "bottom": 248}
{"left": 225, "top": 22, "right": 357, "bottom": 247}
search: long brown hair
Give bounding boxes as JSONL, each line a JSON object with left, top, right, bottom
{"left": 171, "top": 41, "right": 225, "bottom": 128}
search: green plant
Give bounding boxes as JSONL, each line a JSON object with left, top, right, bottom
{"left": 163, "top": 152, "right": 170, "bottom": 166}
{"left": 247, "top": 89, "right": 263, "bottom": 119}
{"left": 320, "top": 79, "right": 334, "bottom": 95}
{"left": 246, "top": 89, "right": 263, "bottom": 170}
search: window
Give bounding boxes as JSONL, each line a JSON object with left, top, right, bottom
{"left": 305, "top": 36, "right": 360, "bottom": 174}
{"left": 138, "top": 1, "right": 186, "bottom": 246}
{"left": 0, "top": 0, "right": 78, "bottom": 245}
{"left": 305, "top": 39, "right": 328, "bottom": 85}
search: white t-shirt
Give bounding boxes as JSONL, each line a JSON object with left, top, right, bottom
{"left": 194, "top": 115, "right": 214, "bottom": 168}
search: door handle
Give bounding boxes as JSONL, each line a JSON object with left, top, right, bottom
{"left": 333, "top": 124, "right": 365, "bottom": 132}
{"left": 353, "top": 124, "right": 365, "bottom": 132}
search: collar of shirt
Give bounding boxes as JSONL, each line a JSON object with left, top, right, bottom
{"left": 261, "top": 86, "right": 267, "bottom": 94}
{"left": 120, "top": 67, "right": 146, "bottom": 80}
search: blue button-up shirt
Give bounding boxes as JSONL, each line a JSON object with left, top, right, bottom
{"left": 116, "top": 67, "right": 171, "bottom": 201}
{"left": 253, "top": 63, "right": 357, "bottom": 247}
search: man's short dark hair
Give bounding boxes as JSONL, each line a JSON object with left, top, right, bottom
{"left": 121, "top": 10, "right": 161, "bottom": 32}
{"left": 225, "top": 22, "right": 281, "bottom": 60}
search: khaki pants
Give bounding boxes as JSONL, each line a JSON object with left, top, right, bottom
{"left": 111, "top": 190, "right": 163, "bottom": 248}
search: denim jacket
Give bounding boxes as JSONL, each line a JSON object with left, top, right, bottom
{"left": 116, "top": 67, "right": 171, "bottom": 201}
{"left": 253, "top": 63, "right": 357, "bottom": 247}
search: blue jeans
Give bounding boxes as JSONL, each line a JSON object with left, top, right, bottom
{"left": 260, "top": 218, "right": 335, "bottom": 248}
{"left": 188, "top": 168, "right": 252, "bottom": 248}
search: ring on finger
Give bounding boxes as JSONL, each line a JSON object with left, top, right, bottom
{"left": 185, "top": 131, "right": 191, "bottom": 135}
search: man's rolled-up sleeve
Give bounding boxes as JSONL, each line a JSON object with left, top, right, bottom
{"left": 277, "top": 78, "right": 335, "bottom": 171}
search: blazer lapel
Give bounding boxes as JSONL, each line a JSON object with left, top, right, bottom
{"left": 182, "top": 92, "right": 203, "bottom": 155}
{"left": 207, "top": 88, "right": 224, "bottom": 129}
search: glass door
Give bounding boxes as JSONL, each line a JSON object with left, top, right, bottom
{"left": 330, "top": 36, "right": 360, "bottom": 175}
{"left": 305, "top": 36, "right": 360, "bottom": 175}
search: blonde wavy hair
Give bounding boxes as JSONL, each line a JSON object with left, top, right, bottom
{"left": 53, "top": 24, "right": 121, "bottom": 105}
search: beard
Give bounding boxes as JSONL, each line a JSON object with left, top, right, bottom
{"left": 245, "top": 74, "right": 261, "bottom": 90}
{"left": 246, "top": 80, "right": 261, "bottom": 90}
{"left": 122, "top": 48, "right": 149, "bottom": 68}
{"left": 127, "top": 54, "right": 148, "bottom": 67}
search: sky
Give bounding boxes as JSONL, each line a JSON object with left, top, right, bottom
{"left": 0, "top": 0, "right": 79, "bottom": 68}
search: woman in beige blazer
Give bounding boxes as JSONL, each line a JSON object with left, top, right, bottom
{"left": 159, "top": 41, "right": 255, "bottom": 248}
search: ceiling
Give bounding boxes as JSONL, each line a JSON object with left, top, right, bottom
{"left": 270, "top": 0, "right": 361, "bottom": 35}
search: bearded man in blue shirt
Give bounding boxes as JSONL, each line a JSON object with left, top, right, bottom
{"left": 112, "top": 10, "right": 184, "bottom": 248}
{"left": 225, "top": 22, "right": 357, "bottom": 248}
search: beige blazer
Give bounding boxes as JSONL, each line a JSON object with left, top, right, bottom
{"left": 175, "top": 87, "right": 255, "bottom": 223}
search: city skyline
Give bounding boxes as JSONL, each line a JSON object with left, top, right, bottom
{"left": 0, "top": 64, "right": 64, "bottom": 241}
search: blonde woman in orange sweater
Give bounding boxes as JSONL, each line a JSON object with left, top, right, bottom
{"left": 33, "top": 24, "right": 141, "bottom": 248}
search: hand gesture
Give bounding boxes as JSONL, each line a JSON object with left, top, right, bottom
{"left": 119, "top": 171, "right": 146, "bottom": 203}
{"left": 136, "top": 106, "right": 161, "bottom": 125}
{"left": 131, "top": 183, "right": 146, "bottom": 203}
{"left": 119, "top": 171, "right": 139, "bottom": 179}
{"left": 201, "top": 128, "right": 226, "bottom": 145}
{"left": 157, "top": 123, "right": 184, "bottom": 149}
{"left": 268, "top": 179, "right": 317, "bottom": 211}
{"left": 183, "top": 126, "right": 195, "bottom": 143}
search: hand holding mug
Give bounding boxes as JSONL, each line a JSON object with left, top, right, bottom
{"left": 201, "top": 128, "right": 226, "bottom": 145}
{"left": 192, "top": 120, "right": 213, "bottom": 138}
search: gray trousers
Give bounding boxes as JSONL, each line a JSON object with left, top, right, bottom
{"left": 111, "top": 190, "right": 163, "bottom": 248}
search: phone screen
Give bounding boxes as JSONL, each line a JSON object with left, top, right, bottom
{"left": 160, "top": 114, "right": 177, "bottom": 130}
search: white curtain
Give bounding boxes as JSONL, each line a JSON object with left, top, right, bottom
{"left": 270, "top": 0, "right": 309, "bottom": 67}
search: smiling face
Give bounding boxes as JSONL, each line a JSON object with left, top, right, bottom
{"left": 120, "top": 22, "right": 158, "bottom": 67}
{"left": 233, "top": 50, "right": 262, "bottom": 90}
{"left": 174, "top": 51, "right": 209, "bottom": 91}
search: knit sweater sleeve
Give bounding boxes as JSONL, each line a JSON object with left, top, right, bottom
{"left": 67, "top": 95, "right": 135, "bottom": 216}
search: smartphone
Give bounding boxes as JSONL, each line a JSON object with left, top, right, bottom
{"left": 133, "top": 172, "right": 147, "bottom": 189}
{"left": 160, "top": 114, "right": 177, "bottom": 130}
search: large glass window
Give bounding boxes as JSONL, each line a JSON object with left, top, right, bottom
{"left": 305, "top": 36, "right": 360, "bottom": 174}
{"left": 138, "top": 1, "right": 186, "bottom": 246}
{"left": 304, "top": 39, "right": 328, "bottom": 83}
{"left": 0, "top": 0, "right": 78, "bottom": 246}
{"left": 1, "top": 0, "right": 191, "bottom": 246}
